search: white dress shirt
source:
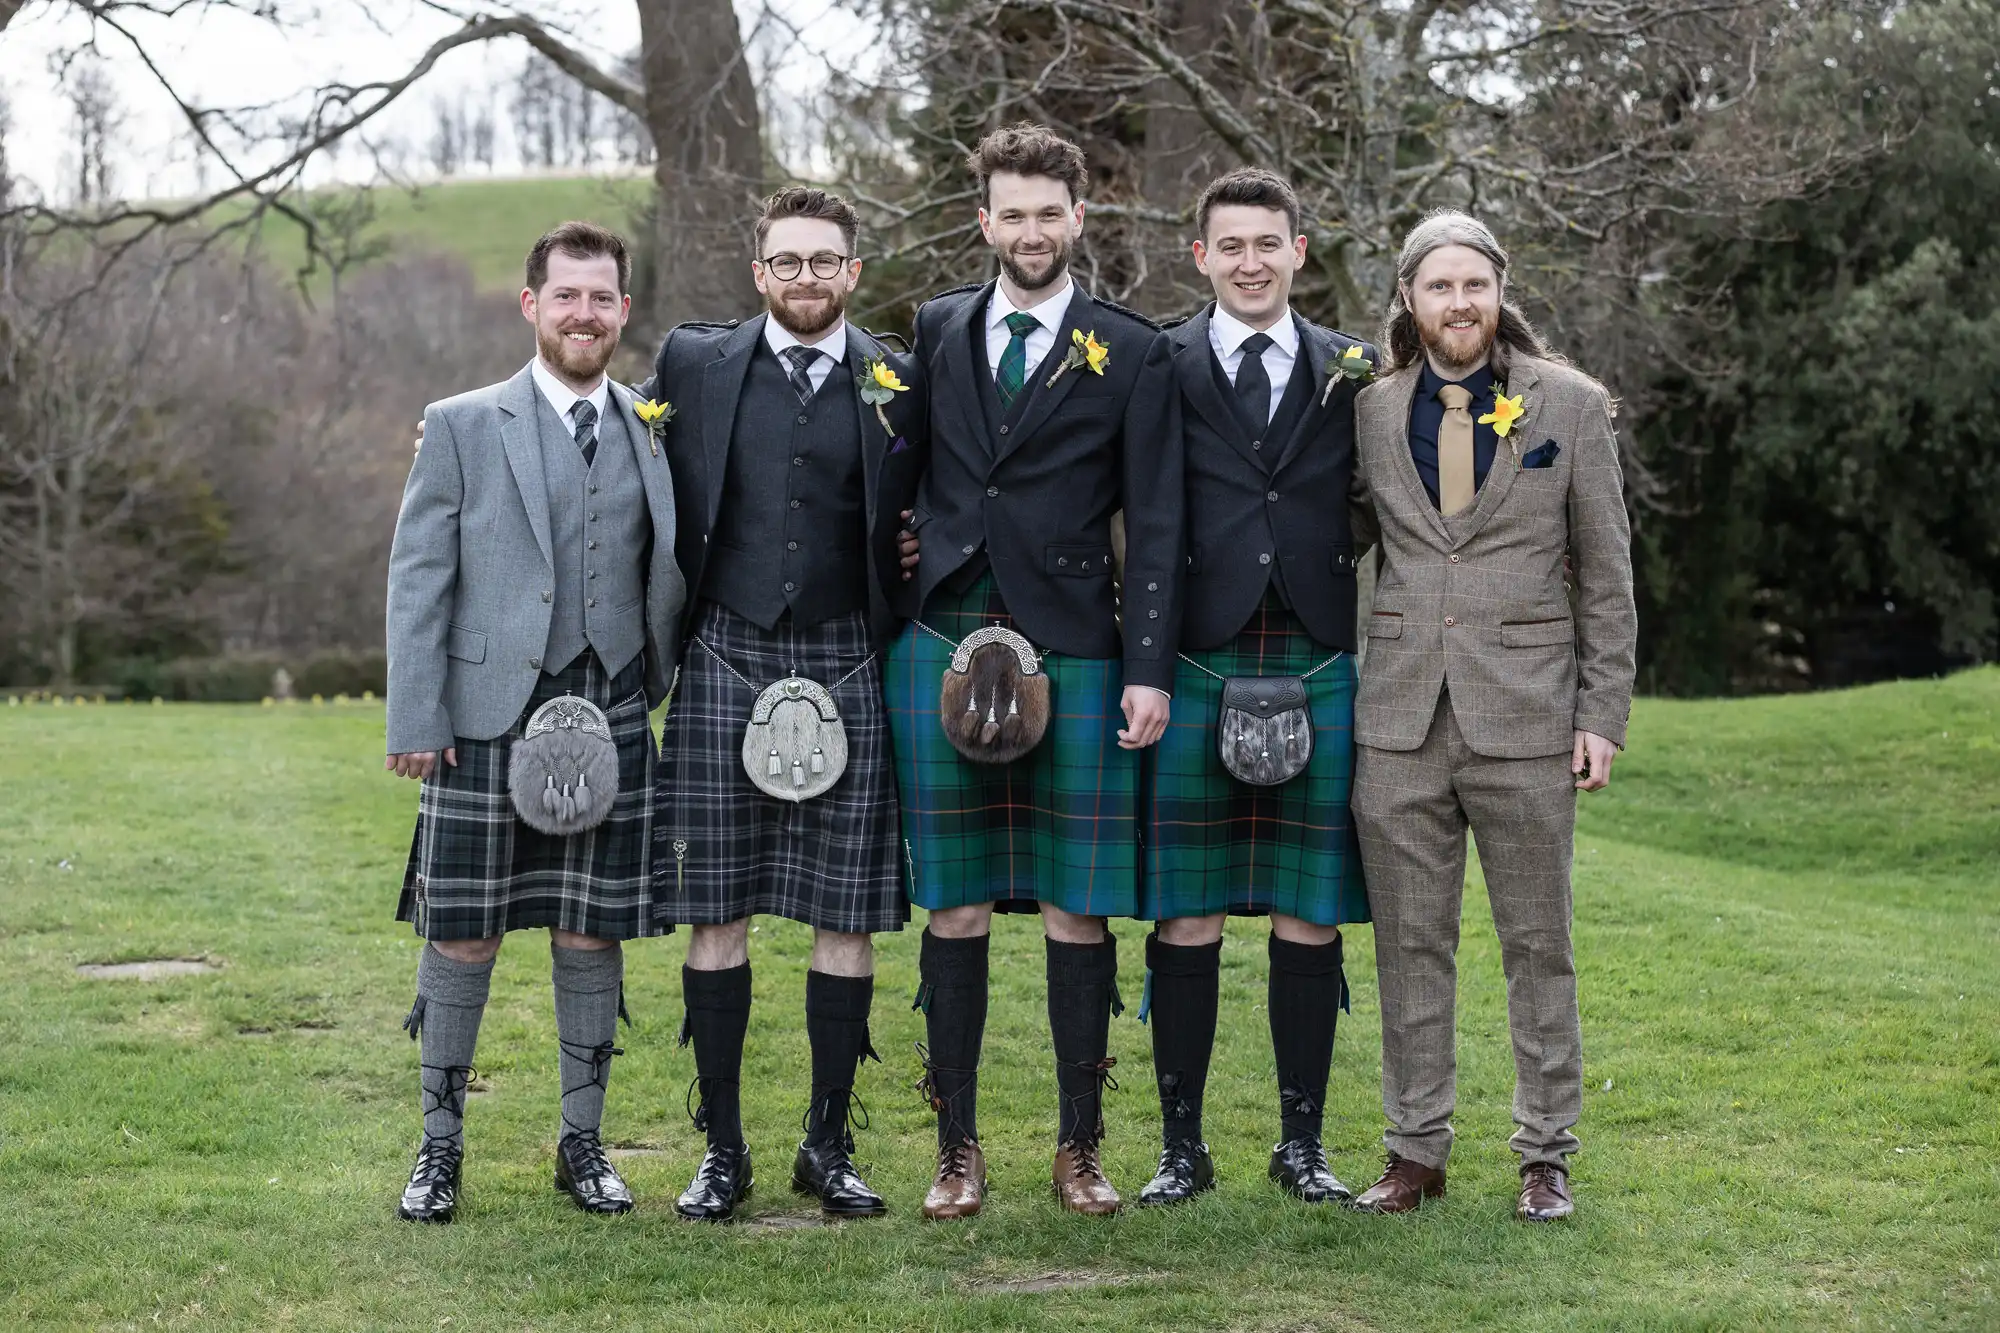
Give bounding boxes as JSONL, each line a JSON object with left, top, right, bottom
{"left": 984, "top": 277, "right": 1075, "bottom": 381}
{"left": 764, "top": 316, "right": 849, "bottom": 395}
{"left": 1207, "top": 304, "right": 1299, "bottom": 426}
{"left": 530, "top": 355, "right": 611, "bottom": 436}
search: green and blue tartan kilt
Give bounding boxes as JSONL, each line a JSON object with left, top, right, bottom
{"left": 1139, "top": 594, "right": 1370, "bottom": 926}
{"left": 885, "top": 572, "right": 1139, "bottom": 918}
{"left": 397, "top": 651, "right": 667, "bottom": 942}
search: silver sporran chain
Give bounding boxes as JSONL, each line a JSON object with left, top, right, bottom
{"left": 694, "top": 637, "right": 873, "bottom": 803}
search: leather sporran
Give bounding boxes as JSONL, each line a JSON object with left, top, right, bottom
{"left": 939, "top": 625, "right": 1051, "bottom": 764}
{"left": 742, "top": 676, "right": 849, "bottom": 803}
{"left": 509, "top": 694, "right": 620, "bottom": 834}
{"left": 1216, "top": 675, "right": 1313, "bottom": 786}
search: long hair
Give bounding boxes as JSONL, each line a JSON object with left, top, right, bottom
{"left": 1380, "top": 210, "right": 1562, "bottom": 377}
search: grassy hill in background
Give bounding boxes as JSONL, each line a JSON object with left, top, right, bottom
{"left": 249, "top": 175, "right": 649, "bottom": 291}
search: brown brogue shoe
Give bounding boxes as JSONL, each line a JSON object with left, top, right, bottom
{"left": 1053, "top": 1139, "right": 1121, "bottom": 1216}
{"left": 1350, "top": 1154, "right": 1446, "bottom": 1214}
{"left": 1516, "top": 1163, "right": 1574, "bottom": 1222}
{"left": 922, "top": 1139, "right": 987, "bottom": 1221}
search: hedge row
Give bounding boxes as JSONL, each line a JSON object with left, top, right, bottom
{"left": 110, "top": 651, "right": 387, "bottom": 703}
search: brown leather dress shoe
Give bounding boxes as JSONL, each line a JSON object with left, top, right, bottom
{"left": 1516, "top": 1163, "right": 1574, "bottom": 1221}
{"left": 1052, "top": 1139, "right": 1121, "bottom": 1216}
{"left": 1350, "top": 1154, "right": 1447, "bottom": 1214}
{"left": 922, "top": 1139, "right": 987, "bottom": 1220}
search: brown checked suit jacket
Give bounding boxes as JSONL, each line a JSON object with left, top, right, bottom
{"left": 1352, "top": 355, "right": 1637, "bottom": 759}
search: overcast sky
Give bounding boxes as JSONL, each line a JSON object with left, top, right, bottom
{"left": 2, "top": 0, "right": 867, "bottom": 203}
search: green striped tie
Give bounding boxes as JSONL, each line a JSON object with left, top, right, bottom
{"left": 995, "top": 311, "right": 1039, "bottom": 413}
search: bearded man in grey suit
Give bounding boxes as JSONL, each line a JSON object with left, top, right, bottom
{"left": 1347, "top": 211, "right": 1636, "bottom": 1223}
{"left": 385, "top": 221, "right": 686, "bottom": 1223}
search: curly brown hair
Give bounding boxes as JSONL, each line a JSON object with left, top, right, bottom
{"left": 755, "top": 186, "right": 861, "bottom": 257}
{"left": 965, "top": 123, "right": 1088, "bottom": 206}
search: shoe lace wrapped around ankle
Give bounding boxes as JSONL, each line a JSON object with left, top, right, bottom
{"left": 418, "top": 1062, "right": 476, "bottom": 1131}
{"left": 1157, "top": 1070, "right": 1195, "bottom": 1124}
{"left": 1277, "top": 1083, "right": 1320, "bottom": 1121}
{"left": 1057, "top": 1055, "right": 1119, "bottom": 1148}
{"left": 914, "top": 1041, "right": 979, "bottom": 1148}
{"left": 684, "top": 1075, "right": 738, "bottom": 1133}
{"left": 801, "top": 1086, "right": 871, "bottom": 1156}
{"left": 559, "top": 1038, "right": 624, "bottom": 1140}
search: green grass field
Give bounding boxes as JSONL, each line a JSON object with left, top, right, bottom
{"left": 2, "top": 672, "right": 1996, "bottom": 1331}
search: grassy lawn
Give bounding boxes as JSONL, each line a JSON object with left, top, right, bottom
{"left": 1, "top": 671, "right": 1996, "bottom": 1331}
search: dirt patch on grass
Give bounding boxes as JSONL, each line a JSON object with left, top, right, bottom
{"left": 605, "top": 1143, "right": 668, "bottom": 1159}
{"left": 742, "top": 1211, "right": 823, "bottom": 1231}
{"left": 967, "top": 1271, "right": 1136, "bottom": 1295}
{"left": 77, "top": 959, "right": 219, "bottom": 980}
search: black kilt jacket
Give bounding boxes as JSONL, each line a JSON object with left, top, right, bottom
{"left": 639, "top": 315, "right": 928, "bottom": 650}
{"left": 1168, "top": 305, "right": 1377, "bottom": 652}
{"left": 896, "top": 281, "right": 1184, "bottom": 693}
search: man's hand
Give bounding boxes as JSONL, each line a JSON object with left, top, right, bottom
{"left": 386, "top": 749, "right": 457, "bottom": 781}
{"left": 898, "top": 509, "right": 920, "bottom": 581}
{"left": 1572, "top": 730, "right": 1617, "bottom": 792}
{"left": 1118, "top": 686, "right": 1170, "bottom": 750}
{"left": 413, "top": 418, "right": 425, "bottom": 455}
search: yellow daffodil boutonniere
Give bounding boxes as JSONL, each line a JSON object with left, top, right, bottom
{"left": 634, "top": 398, "right": 676, "bottom": 455}
{"left": 1480, "top": 391, "right": 1526, "bottom": 437}
{"left": 1321, "top": 342, "right": 1376, "bottom": 404}
{"left": 1047, "top": 329, "right": 1110, "bottom": 389}
{"left": 856, "top": 356, "right": 913, "bottom": 450}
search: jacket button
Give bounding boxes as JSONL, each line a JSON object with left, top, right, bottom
{"left": 587, "top": 541, "right": 598, "bottom": 550}
{"left": 793, "top": 457, "right": 805, "bottom": 466}
{"left": 1251, "top": 440, "right": 1262, "bottom": 450}
{"left": 797, "top": 414, "right": 809, "bottom": 425}
{"left": 1267, "top": 491, "right": 1279, "bottom": 502}
{"left": 986, "top": 486, "right": 999, "bottom": 498}
{"left": 1147, "top": 582, "right": 1158, "bottom": 592}
{"left": 964, "top": 545, "right": 977, "bottom": 556}
{"left": 1258, "top": 553, "right": 1272, "bottom": 565}
{"left": 791, "top": 499, "right": 802, "bottom": 509}
{"left": 588, "top": 513, "right": 598, "bottom": 523}
{"left": 588, "top": 571, "right": 597, "bottom": 579}
{"left": 541, "top": 591, "right": 551, "bottom": 603}
{"left": 788, "top": 541, "right": 799, "bottom": 551}
{"left": 529, "top": 656, "right": 541, "bottom": 669}
{"left": 586, "top": 598, "right": 596, "bottom": 608}
{"left": 1080, "top": 560, "right": 1091, "bottom": 570}
{"left": 1148, "top": 610, "right": 1159, "bottom": 619}
{"left": 589, "top": 484, "right": 598, "bottom": 494}
{"left": 1449, "top": 554, "right": 1460, "bottom": 564}
{"left": 999, "top": 424, "right": 1009, "bottom": 435}
{"left": 1141, "top": 637, "right": 1153, "bottom": 647}
{"left": 1444, "top": 616, "right": 1457, "bottom": 627}
{"left": 784, "top": 582, "right": 796, "bottom": 593}
{"left": 1057, "top": 556, "right": 1068, "bottom": 567}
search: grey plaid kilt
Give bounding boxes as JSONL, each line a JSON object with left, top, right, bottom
{"left": 885, "top": 571, "right": 1139, "bottom": 918}
{"left": 1139, "top": 593, "right": 1370, "bottom": 927}
{"left": 650, "top": 601, "right": 906, "bottom": 934}
{"left": 397, "top": 651, "right": 665, "bottom": 941}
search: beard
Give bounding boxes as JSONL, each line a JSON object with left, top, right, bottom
{"left": 1416, "top": 303, "right": 1499, "bottom": 374}
{"left": 537, "top": 319, "right": 620, "bottom": 384}
{"left": 998, "top": 235, "right": 1071, "bottom": 294}
{"left": 768, "top": 282, "right": 848, "bottom": 338}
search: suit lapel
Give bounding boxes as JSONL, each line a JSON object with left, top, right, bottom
{"left": 1377, "top": 365, "right": 1451, "bottom": 545}
{"left": 1000, "top": 284, "right": 1095, "bottom": 464}
{"left": 499, "top": 364, "right": 554, "bottom": 569}
{"left": 940, "top": 283, "right": 996, "bottom": 457}
{"left": 1171, "top": 305, "right": 1263, "bottom": 470}
{"left": 700, "top": 315, "right": 763, "bottom": 537}
{"left": 1449, "top": 358, "right": 1543, "bottom": 547}
{"left": 1272, "top": 315, "right": 1331, "bottom": 473}
{"left": 606, "top": 379, "right": 673, "bottom": 546}
{"left": 848, "top": 325, "right": 889, "bottom": 536}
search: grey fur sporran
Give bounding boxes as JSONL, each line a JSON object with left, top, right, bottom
{"left": 742, "top": 676, "right": 848, "bottom": 802}
{"left": 508, "top": 694, "right": 620, "bottom": 834}
{"left": 1217, "top": 675, "right": 1314, "bottom": 786}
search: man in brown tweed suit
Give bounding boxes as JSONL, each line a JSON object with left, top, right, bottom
{"left": 1347, "top": 210, "right": 1636, "bottom": 1222}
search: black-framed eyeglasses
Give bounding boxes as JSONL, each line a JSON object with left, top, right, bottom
{"left": 760, "top": 251, "right": 851, "bottom": 281}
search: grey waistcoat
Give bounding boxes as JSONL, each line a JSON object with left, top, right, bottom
{"left": 537, "top": 393, "right": 649, "bottom": 677}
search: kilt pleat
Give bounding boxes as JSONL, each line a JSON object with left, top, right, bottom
{"left": 885, "top": 572, "right": 1139, "bottom": 918}
{"left": 1140, "top": 594, "right": 1370, "bottom": 926}
{"left": 398, "top": 651, "right": 664, "bottom": 941}
{"left": 650, "top": 602, "right": 906, "bottom": 934}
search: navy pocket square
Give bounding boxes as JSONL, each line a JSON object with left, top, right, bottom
{"left": 1522, "top": 440, "right": 1561, "bottom": 470}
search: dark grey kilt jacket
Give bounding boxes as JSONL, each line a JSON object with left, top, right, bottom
{"left": 897, "top": 280, "right": 1185, "bottom": 693}
{"left": 1167, "top": 304, "right": 1377, "bottom": 652}
{"left": 639, "top": 315, "right": 929, "bottom": 650}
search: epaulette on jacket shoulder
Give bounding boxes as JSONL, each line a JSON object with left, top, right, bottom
{"left": 915, "top": 282, "right": 984, "bottom": 314}
{"left": 1091, "top": 297, "right": 1160, "bottom": 331}
{"left": 1155, "top": 310, "right": 1200, "bottom": 331}
{"left": 669, "top": 318, "right": 742, "bottom": 332}
{"left": 860, "top": 327, "right": 910, "bottom": 353}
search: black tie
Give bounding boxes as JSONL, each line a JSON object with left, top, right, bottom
{"left": 781, "top": 345, "right": 822, "bottom": 405}
{"left": 569, "top": 399, "right": 598, "bottom": 467}
{"left": 1233, "top": 332, "right": 1274, "bottom": 436}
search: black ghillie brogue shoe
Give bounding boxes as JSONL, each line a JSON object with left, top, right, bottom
{"left": 555, "top": 1131, "right": 635, "bottom": 1214}
{"left": 675, "top": 1143, "right": 754, "bottom": 1222}
{"left": 792, "top": 1089, "right": 887, "bottom": 1218}
{"left": 397, "top": 1138, "right": 463, "bottom": 1223}
{"left": 1269, "top": 1136, "right": 1352, "bottom": 1204}
{"left": 1137, "top": 1137, "right": 1215, "bottom": 1207}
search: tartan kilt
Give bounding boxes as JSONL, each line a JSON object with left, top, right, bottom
{"left": 1139, "top": 593, "right": 1370, "bottom": 927}
{"left": 650, "top": 601, "right": 906, "bottom": 934}
{"left": 397, "top": 651, "right": 665, "bottom": 941}
{"left": 886, "top": 571, "right": 1139, "bottom": 918}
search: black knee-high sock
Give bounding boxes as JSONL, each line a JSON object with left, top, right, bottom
{"left": 683, "top": 962, "right": 752, "bottom": 1149}
{"left": 1146, "top": 932, "right": 1222, "bottom": 1146}
{"left": 1268, "top": 933, "right": 1345, "bottom": 1143}
{"left": 1047, "top": 934, "right": 1120, "bottom": 1145}
{"left": 804, "top": 970, "right": 875, "bottom": 1149}
{"left": 917, "top": 929, "right": 989, "bottom": 1148}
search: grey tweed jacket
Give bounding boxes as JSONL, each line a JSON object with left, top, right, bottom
{"left": 1353, "top": 355, "right": 1636, "bottom": 759}
{"left": 385, "top": 362, "right": 687, "bottom": 754}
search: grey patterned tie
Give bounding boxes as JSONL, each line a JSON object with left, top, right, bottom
{"left": 569, "top": 398, "right": 598, "bottom": 467}
{"left": 781, "top": 345, "right": 822, "bottom": 405}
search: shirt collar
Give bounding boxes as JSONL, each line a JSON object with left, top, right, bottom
{"left": 1418, "top": 359, "right": 1496, "bottom": 403}
{"left": 529, "top": 355, "right": 609, "bottom": 425}
{"left": 764, "top": 314, "right": 848, "bottom": 366}
{"left": 1209, "top": 303, "right": 1298, "bottom": 359}
{"left": 987, "top": 276, "right": 1075, "bottom": 334}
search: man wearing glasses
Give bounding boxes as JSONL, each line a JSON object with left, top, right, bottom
{"left": 641, "top": 187, "right": 927, "bottom": 1221}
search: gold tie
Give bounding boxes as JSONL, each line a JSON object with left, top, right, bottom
{"left": 1436, "top": 383, "right": 1476, "bottom": 517}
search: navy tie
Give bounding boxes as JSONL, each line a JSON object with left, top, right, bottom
{"left": 569, "top": 399, "right": 598, "bottom": 467}
{"left": 1233, "top": 331, "right": 1274, "bottom": 435}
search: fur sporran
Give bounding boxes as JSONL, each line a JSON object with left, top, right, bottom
{"left": 1216, "top": 675, "right": 1314, "bottom": 786}
{"left": 508, "top": 694, "right": 620, "bottom": 833}
{"left": 741, "top": 676, "right": 849, "bottom": 803}
{"left": 938, "top": 625, "right": 1051, "bottom": 764}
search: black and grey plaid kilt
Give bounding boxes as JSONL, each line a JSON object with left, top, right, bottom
{"left": 397, "top": 651, "right": 665, "bottom": 942}
{"left": 650, "top": 601, "right": 906, "bottom": 935}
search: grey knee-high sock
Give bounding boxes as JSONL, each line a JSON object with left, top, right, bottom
{"left": 552, "top": 943, "right": 625, "bottom": 1142}
{"left": 408, "top": 944, "right": 495, "bottom": 1148}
